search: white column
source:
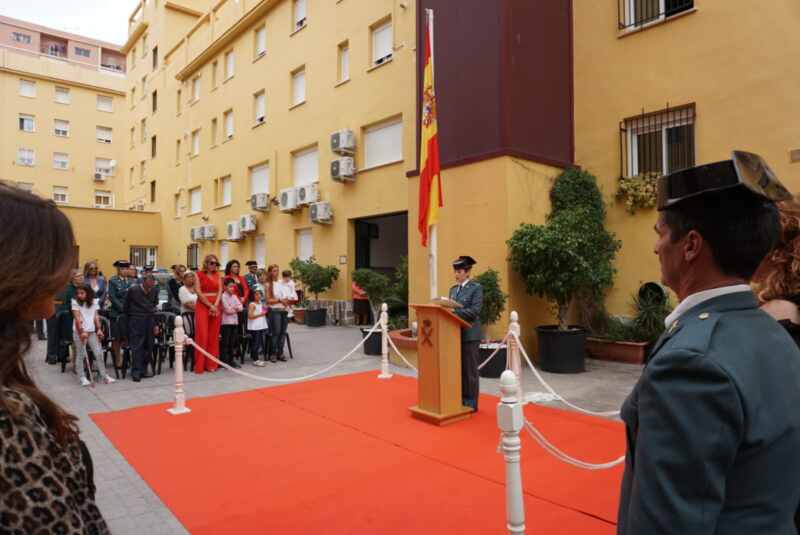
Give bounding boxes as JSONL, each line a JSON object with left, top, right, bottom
{"left": 508, "top": 311, "right": 524, "bottom": 403}
{"left": 167, "top": 316, "right": 191, "bottom": 415}
{"left": 378, "top": 303, "right": 393, "bottom": 379}
{"left": 498, "top": 369, "right": 525, "bottom": 534}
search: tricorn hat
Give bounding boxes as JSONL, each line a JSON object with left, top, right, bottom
{"left": 112, "top": 260, "right": 131, "bottom": 268}
{"left": 245, "top": 260, "right": 258, "bottom": 267}
{"left": 452, "top": 256, "right": 477, "bottom": 270}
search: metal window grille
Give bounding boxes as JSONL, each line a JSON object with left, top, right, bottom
{"left": 619, "top": 103, "right": 695, "bottom": 179}
{"left": 618, "top": 0, "right": 693, "bottom": 30}
{"left": 186, "top": 244, "right": 199, "bottom": 270}
{"left": 130, "top": 246, "right": 157, "bottom": 267}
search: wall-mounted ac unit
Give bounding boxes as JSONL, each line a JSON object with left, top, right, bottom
{"left": 226, "top": 220, "right": 242, "bottom": 241}
{"left": 331, "top": 129, "right": 355, "bottom": 155}
{"left": 310, "top": 201, "right": 333, "bottom": 224}
{"left": 190, "top": 227, "right": 202, "bottom": 241}
{"left": 296, "top": 182, "right": 319, "bottom": 206}
{"left": 250, "top": 193, "right": 270, "bottom": 212}
{"left": 331, "top": 157, "right": 356, "bottom": 182}
{"left": 279, "top": 187, "right": 298, "bottom": 212}
{"left": 93, "top": 173, "right": 105, "bottom": 182}
{"left": 240, "top": 214, "right": 257, "bottom": 233}
{"left": 202, "top": 224, "right": 217, "bottom": 240}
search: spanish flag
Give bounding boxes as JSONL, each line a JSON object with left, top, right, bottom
{"left": 418, "top": 10, "right": 442, "bottom": 248}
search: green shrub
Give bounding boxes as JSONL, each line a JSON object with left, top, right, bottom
{"left": 289, "top": 257, "right": 339, "bottom": 309}
{"left": 474, "top": 268, "right": 507, "bottom": 326}
{"left": 352, "top": 268, "right": 392, "bottom": 318}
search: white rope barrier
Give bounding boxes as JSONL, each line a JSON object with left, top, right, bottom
{"left": 386, "top": 334, "right": 419, "bottom": 372}
{"left": 523, "top": 420, "right": 625, "bottom": 470}
{"left": 478, "top": 334, "right": 510, "bottom": 371}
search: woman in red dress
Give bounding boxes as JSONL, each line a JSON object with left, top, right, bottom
{"left": 194, "top": 254, "right": 222, "bottom": 373}
{"left": 224, "top": 259, "right": 250, "bottom": 302}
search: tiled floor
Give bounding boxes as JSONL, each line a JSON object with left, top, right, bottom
{"left": 29, "top": 323, "right": 641, "bottom": 534}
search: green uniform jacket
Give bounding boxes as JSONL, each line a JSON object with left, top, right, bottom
{"left": 448, "top": 280, "right": 483, "bottom": 342}
{"left": 618, "top": 292, "right": 800, "bottom": 534}
{"left": 108, "top": 276, "right": 133, "bottom": 317}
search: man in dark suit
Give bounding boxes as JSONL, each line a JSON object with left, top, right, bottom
{"left": 448, "top": 256, "right": 483, "bottom": 411}
{"left": 618, "top": 151, "right": 800, "bottom": 534}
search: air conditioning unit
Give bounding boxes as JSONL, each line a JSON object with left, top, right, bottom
{"left": 94, "top": 173, "right": 105, "bottom": 182}
{"left": 331, "top": 157, "right": 356, "bottom": 182}
{"left": 296, "top": 182, "right": 319, "bottom": 206}
{"left": 202, "top": 224, "right": 217, "bottom": 240}
{"left": 279, "top": 187, "right": 298, "bottom": 212}
{"left": 226, "top": 220, "right": 242, "bottom": 241}
{"left": 190, "top": 227, "right": 203, "bottom": 241}
{"left": 240, "top": 214, "right": 257, "bottom": 233}
{"left": 250, "top": 193, "right": 270, "bottom": 212}
{"left": 331, "top": 129, "right": 355, "bottom": 155}
{"left": 310, "top": 201, "right": 333, "bottom": 224}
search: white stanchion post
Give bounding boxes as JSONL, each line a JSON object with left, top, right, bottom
{"left": 378, "top": 303, "right": 393, "bottom": 379}
{"left": 508, "top": 311, "right": 524, "bottom": 403}
{"left": 498, "top": 370, "right": 525, "bottom": 534}
{"left": 167, "top": 316, "right": 191, "bottom": 415}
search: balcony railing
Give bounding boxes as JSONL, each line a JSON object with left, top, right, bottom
{"left": 618, "top": 0, "right": 693, "bottom": 30}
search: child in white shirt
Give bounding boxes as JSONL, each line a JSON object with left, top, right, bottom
{"left": 71, "top": 284, "right": 115, "bottom": 386}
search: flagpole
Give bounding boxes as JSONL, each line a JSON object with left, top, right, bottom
{"left": 427, "top": 8, "right": 438, "bottom": 300}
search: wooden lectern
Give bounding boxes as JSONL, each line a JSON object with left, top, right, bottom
{"left": 409, "top": 304, "right": 474, "bottom": 425}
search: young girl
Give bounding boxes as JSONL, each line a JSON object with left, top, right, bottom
{"left": 220, "top": 280, "right": 243, "bottom": 369}
{"left": 248, "top": 289, "right": 270, "bottom": 366}
{"left": 71, "top": 284, "right": 115, "bottom": 387}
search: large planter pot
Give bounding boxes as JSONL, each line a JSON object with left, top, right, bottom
{"left": 536, "top": 325, "right": 586, "bottom": 374}
{"left": 361, "top": 328, "right": 382, "bottom": 356}
{"left": 293, "top": 308, "right": 306, "bottom": 324}
{"left": 305, "top": 308, "right": 327, "bottom": 327}
{"left": 478, "top": 343, "right": 507, "bottom": 378}
{"left": 586, "top": 337, "right": 648, "bottom": 364}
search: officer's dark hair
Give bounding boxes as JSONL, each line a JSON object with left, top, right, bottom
{"left": 663, "top": 188, "right": 780, "bottom": 280}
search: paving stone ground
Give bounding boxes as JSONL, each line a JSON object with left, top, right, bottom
{"left": 28, "top": 323, "right": 642, "bottom": 534}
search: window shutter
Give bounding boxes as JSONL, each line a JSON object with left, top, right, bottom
{"left": 190, "top": 188, "right": 202, "bottom": 213}
{"left": 292, "top": 70, "right": 305, "bottom": 105}
{"left": 297, "top": 229, "right": 312, "bottom": 261}
{"left": 222, "top": 177, "right": 232, "bottom": 205}
{"left": 250, "top": 164, "right": 270, "bottom": 195}
{"left": 255, "top": 93, "right": 265, "bottom": 120}
{"left": 364, "top": 119, "right": 403, "bottom": 168}
{"left": 292, "top": 147, "right": 318, "bottom": 187}
{"left": 372, "top": 22, "right": 393, "bottom": 63}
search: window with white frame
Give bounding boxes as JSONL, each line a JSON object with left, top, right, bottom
{"left": 292, "top": 146, "right": 318, "bottom": 187}
{"left": 364, "top": 117, "right": 403, "bottom": 168}
{"left": 140, "top": 160, "right": 146, "bottom": 183}
{"left": 219, "top": 242, "right": 229, "bottom": 267}
{"left": 53, "top": 186, "right": 68, "bottom": 203}
{"left": 211, "top": 61, "right": 218, "bottom": 88}
{"left": 19, "top": 79, "right": 35, "bottom": 97}
{"left": 176, "top": 89, "right": 182, "bottom": 113}
{"left": 94, "top": 190, "right": 113, "bottom": 208}
{"left": 97, "top": 95, "right": 113, "bottom": 112}
{"left": 338, "top": 42, "right": 349, "bottom": 82}
{"left": 192, "top": 130, "right": 200, "bottom": 155}
{"left": 620, "top": 0, "right": 694, "bottom": 30}
{"left": 291, "top": 67, "right": 306, "bottom": 106}
{"left": 371, "top": 20, "right": 393, "bottom": 65}
{"left": 249, "top": 163, "right": 270, "bottom": 196}
{"left": 296, "top": 229, "right": 312, "bottom": 261}
{"left": 225, "top": 50, "right": 235, "bottom": 79}
{"left": 130, "top": 246, "right": 157, "bottom": 267}
{"left": 220, "top": 176, "right": 232, "bottom": 206}
{"left": 129, "top": 167, "right": 134, "bottom": 188}
{"left": 293, "top": 0, "right": 307, "bottom": 30}
{"left": 190, "top": 187, "right": 202, "bottom": 214}
{"left": 54, "top": 119, "right": 69, "bottom": 137}
{"left": 18, "top": 114, "right": 35, "bottom": 132}
{"left": 187, "top": 244, "right": 199, "bottom": 269}
{"left": 17, "top": 148, "right": 35, "bottom": 166}
{"left": 96, "top": 158, "right": 114, "bottom": 176}
{"left": 224, "top": 110, "right": 234, "bottom": 139}
{"left": 12, "top": 32, "right": 31, "bottom": 44}
{"left": 174, "top": 193, "right": 182, "bottom": 217}
{"left": 55, "top": 86, "right": 70, "bottom": 104}
{"left": 254, "top": 235, "right": 266, "bottom": 268}
{"left": 53, "top": 152, "right": 69, "bottom": 170}
{"left": 192, "top": 76, "right": 200, "bottom": 101}
{"left": 621, "top": 104, "right": 695, "bottom": 178}
{"left": 211, "top": 117, "right": 218, "bottom": 145}
{"left": 96, "top": 126, "right": 113, "bottom": 143}
{"left": 254, "top": 91, "right": 265, "bottom": 124}
{"left": 141, "top": 118, "right": 147, "bottom": 143}
{"left": 141, "top": 76, "right": 147, "bottom": 98}
{"left": 175, "top": 139, "right": 181, "bottom": 165}
{"left": 75, "top": 47, "right": 91, "bottom": 58}
{"left": 131, "top": 47, "right": 136, "bottom": 68}
{"left": 255, "top": 26, "right": 267, "bottom": 57}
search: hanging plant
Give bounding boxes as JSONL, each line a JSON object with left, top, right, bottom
{"left": 617, "top": 172, "right": 660, "bottom": 214}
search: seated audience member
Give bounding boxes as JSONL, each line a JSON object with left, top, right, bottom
{"left": 46, "top": 269, "right": 83, "bottom": 364}
{"left": 71, "top": 284, "right": 115, "bottom": 387}
{"left": 248, "top": 289, "right": 269, "bottom": 366}
{"left": 269, "top": 269, "right": 298, "bottom": 362}
{"left": 179, "top": 271, "right": 198, "bottom": 313}
{"left": 0, "top": 183, "right": 109, "bottom": 533}
{"left": 168, "top": 264, "right": 186, "bottom": 312}
{"left": 220, "top": 280, "right": 243, "bottom": 369}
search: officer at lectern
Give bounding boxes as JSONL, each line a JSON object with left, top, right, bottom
{"left": 448, "top": 256, "right": 483, "bottom": 411}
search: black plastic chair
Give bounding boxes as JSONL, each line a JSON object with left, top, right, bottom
{"left": 55, "top": 310, "right": 74, "bottom": 373}
{"left": 152, "top": 312, "right": 175, "bottom": 375}
{"left": 178, "top": 312, "right": 195, "bottom": 372}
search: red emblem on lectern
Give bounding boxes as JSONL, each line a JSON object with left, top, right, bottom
{"left": 421, "top": 319, "right": 433, "bottom": 347}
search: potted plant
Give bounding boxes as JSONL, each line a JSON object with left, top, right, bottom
{"left": 289, "top": 257, "right": 340, "bottom": 327}
{"left": 352, "top": 268, "right": 393, "bottom": 355}
{"left": 507, "top": 168, "right": 620, "bottom": 373}
{"left": 474, "top": 268, "right": 508, "bottom": 378}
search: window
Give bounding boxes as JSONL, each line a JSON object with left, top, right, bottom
{"left": 254, "top": 91, "right": 266, "bottom": 124}
{"left": 220, "top": 175, "right": 232, "bottom": 206}
{"left": 364, "top": 117, "right": 403, "bottom": 168}
{"left": 97, "top": 95, "right": 113, "bottom": 112}
{"left": 254, "top": 26, "right": 267, "bottom": 57}
{"left": 141, "top": 76, "right": 147, "bottom": 98}
{"left": 140, "top": 160, "right": 146, "bottom": 183}
{"left": 141, "top": 118, "right": 147, "bottom": 143}
{"left": 75, "top": 47, "right": 91, "bottom": 58}
{"left": 190, "top": 187, "right": 202, "bottom": 214}
{"left": 55, "top": 86, "right": 70, "bottom": 104}
{"left": 96, "top": 158, "right": 114, "bottom": 176}
{"left": 131, "top": 47, "right": 136, "bottom": 68}
{"left": 292, "top": 146, "right": 318, "bottom": 187}
{"left": 219, "top": 242, "right": 229, "bottom": 267}
{"left": 187, "top": 244, "right": 199, "bottom": 270}
{"left": 18, "top": 114, "right": 35, "bottom": 132}
{"left": 17, "top": 148, "right": 35, "bottom": 166}
{"left": 225, "top": 50, "right": 235, "bottom": 79}
{"left": 130, "top": 246, "right": 157, "bottom": 267}
{"left": 94, "top": 190, "right": 113, "bottom": 208}
{"left": 338, "top": 42, "right": 349, "bottom": 82}
{"left": 224, "top": 110, "right": 234, "bottom": 139}
{"left": 620, "top": 104, "right": 696, "bottom": 178}
{"left": 53, "top": 152, "right": 69, "bottom": 170}
{"left": 192, "top": 76, "right": 200, "bottom": 101}
{"left": 96, "top": 126, "right": 113, "bottom": 143}
{"left": 54, "top": 119, "right": 69, "bottom": 137}
{"left": 152, "top": 45, "right": 158, "bottom": 70}
{"left": 296, "top": 229, "right": 313, "bottom": 261}
{"left": 151, "top": 135, "right": 157, "bottom": 158}
{"left": 129, "top": 167, "right": 134, "bottom": 188}
{"left": 619, "top": 0, "right": 694, "bottom": 29}
{"left": 150, "top": 181, "right": 156, "bottom": 203}
{"left": 12, "top": 32, "right": 31, "bottom": 44}
{"left": 254, "top": 236, "right": 266, "bottom": 268}
{"left": 249, "top": 163, "right": 270, "bottom": 196}
{"left": 212, "top": 61, "right": 218, "bottom": 88}
{"left": 175, "top": 139, "right": 181, "bottom": 165}
{"left": 130, "top": 126, "right": 136, "bottom": 147}
{"left": 141, "top": 34, "right": 148, "bottom": 57}
{"left": 191, "top": 129, "right": 200, "bottom": 155}
{"left": 174, "top": 193, "right": 182, "bottom": 217}
{"left": 177, "top": 89, "right": 182, "bottom": 114}
{"left": 291, "top": 67, "right": 306, "bottom": 106}
{"left": 131, "top": 87, "right": 136, "bottom": 106}
{"left": 152, "top": 90, "right": 158, "bottom": 113}
{"left": 53, "top": 186, "right": 68, "bottom": 203}
{"left": 19, "top": 79, "right": 35, "bottom": 97}
{"left": 371, "top": 20, "right": 393, "bottom": 65}
{"left": 293, "top": 0, "right": 307, "bottom": 30}
{"left": 16, "top": 182, "right": 33, "bottom": 193}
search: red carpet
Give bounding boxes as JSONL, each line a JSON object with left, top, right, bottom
{"left": 91, "top": 372, "right": 624, "bottom": 534}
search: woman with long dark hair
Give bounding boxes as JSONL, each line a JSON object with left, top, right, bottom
{"left": 83, "top": 260, "right": 107, "bottom": 306}
{"left": 194, "top": 254, "right": 222, "bottom": 373}
{"left": 0, "top": 184, "right": 109, "bottom": 532}
{"left": 224, "top": 259, "right": 249, "bottom": 303}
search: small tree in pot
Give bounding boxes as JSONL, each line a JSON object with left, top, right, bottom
{"left": 352, "top": 268, "right": 392, "bottom": 355}
{"left": 289, "top": 257, "right": 340, "bottom": 327}
{"left": 474, "top": 268, "right": 508, "bottom": 378}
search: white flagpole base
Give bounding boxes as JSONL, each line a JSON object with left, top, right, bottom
{"left": 167, "top": 406, "right": 192, "bottom": 415}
